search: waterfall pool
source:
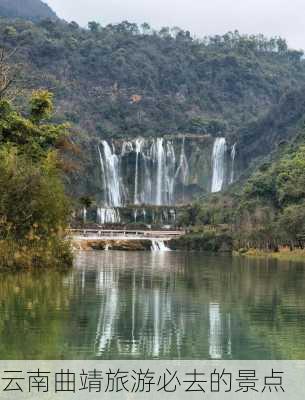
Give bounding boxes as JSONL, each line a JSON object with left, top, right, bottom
{"left": 0, "top": 251, "right": 305, "bottom": 359}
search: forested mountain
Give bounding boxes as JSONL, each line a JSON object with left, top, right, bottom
{"left": 0, "top": 8, "right": 305, "bottom": 253}
{"left": 0, "top": 17, "right": 304, "bottom": 144}
{"left": 236, "top": 86, "right": 305, "bottom": 175}
{"left": 0, "top": 15, "right": 305, "bottom": 203}
{"left": 0, "top": 0, "right": 58, "bottom": 22}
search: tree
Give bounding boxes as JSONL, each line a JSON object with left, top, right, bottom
{"left": 88, "top": 21, "right": 101, "bottom": 33}
{"left": 141, "top": 22, "right": 151, "bottom": 35}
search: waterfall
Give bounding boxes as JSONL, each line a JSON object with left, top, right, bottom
{"left": 170, "top": 209, "right": 176, "bottom": 223}
{"left": 98, "top": 137, "right": 191, "bottom": 207}
{"left": 165, "top": 141, "right": 176, "bottom": 205}
{"left": 175, "top": 137, "right": 189, "bottom": 202}
{"left": 154, "top": 138, "right": 165, "bottom": 205}
{"left": 134, "top": 138, "right": 144, "bottom": 204}
{"left": 133, "top": 209, "right": 138, "bottom": 223}
{"left": 83, "top": 207, "right": 87, "bottom": 223}
{"left": 143, "top": 153, "right": 153, "bottom": 204}
{"left": 151, "top": 239, "right": 171, "bottom": 251}
{"left": 175, "top": 136, "right": 189, "bottom": 185}
{"left": 150, "top": 138, "right": 177, "bottom": 205}
{"left": 211, "top": 137, "right": 227, "bottom": 193}
{"left": 99, "top": 141, "right": 123, "bottom": 206}
{"left": 97, "top": 208, "right": 121, "bottom": 225}
{"left": 121, "top": 141, "right": 133, "bottom": 156}
{"left": 230, "top": 143, "right": 237, "bottom": 184}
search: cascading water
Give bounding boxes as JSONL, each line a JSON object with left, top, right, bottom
{"left": 98, "top": 137, "right": 190, "bottom": 207}
{"left": 154, "top": 138, "right": 165, "bottom": 205}
{"left": 150, "top": 139, "right": 177, "bottom": 205}
{"left": 99, "top": 141, "right": 123, "bottom": 207}
{"left": 230, "top": 143, "right": 237, "bottom": 184}
{"left": 134, "top": 138, "right": 144, "bottom": 204}
{"left": 97, "top": 208, "right": 121, "bottom": 225}
{"left": 97, "top": 136, "right": 229, "bottom": 214}
{"left": 83, "top": 207, "right": 87, "bottom": 223}
{"left": 151, "top": 239, "right": 171, "bottom": 252}
{"left": 211, "top": 137, "right": 227, "bottom": 193}
{"left": 165, "top": 141, "right": 176, "bottom": 205}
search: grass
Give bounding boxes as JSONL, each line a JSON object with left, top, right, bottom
{"left": 0, "top": 238, "right": 73, "bottom": 270}
{"left": 236, "top": 247, "right": 305, "bottom": 262}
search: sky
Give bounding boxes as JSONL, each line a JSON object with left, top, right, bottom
{"left": 46, "top": 0, "right": 305, "bottom": 50}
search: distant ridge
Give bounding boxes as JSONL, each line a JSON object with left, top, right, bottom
{"left": 0, "top": 0, "right": 58, "bottom": 21}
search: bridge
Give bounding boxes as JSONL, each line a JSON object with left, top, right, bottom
{"left": 68, "top": 229, "right": 186, "bottom": 241}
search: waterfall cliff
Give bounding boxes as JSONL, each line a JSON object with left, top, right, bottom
{"left": 95, "top": 135, "right": 231, "bottom": 224}
{"left": 98, "top": 136, "right": 193, "bottom": 207}
{"left": 211, "top": 137, "right": 227, "bottom": 193}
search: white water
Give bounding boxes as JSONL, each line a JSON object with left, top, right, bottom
{"left": 155, "top": 138, "right": 165, "bottom": 205}
{"left": 100, "top": 141, "right": 123, "bottom": 206}
{"left": 133, "top": 209, "right": 138, "bottom": 223}
{"left": 134, "top": 138, "right": 144, "bottom": 204}
{"left": 211, "top": 137, "right": 227, "bottom": 193}
{"left": 151, "top": 239, "right": 171, "bottom": 252}
{"left": 98, "top": 136, "right": 230, "bottom": 207}
{"left": 83, "top": 207, "right": 87, "bottom": 223}
{"left": 230, "top": 143, "right": 237, "bottom": 184}
{"left": 98, "top": 137, "right": 190, "bottom": 207}
{"left": 97, "top": 208, "right": 121, "bottom": 224}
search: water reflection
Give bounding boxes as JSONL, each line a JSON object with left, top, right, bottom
{"left": 1, "top": 251, "right": 305, "bottom": 359}
{"left": 209, "top": 303, "right": 232, "bottom": 359}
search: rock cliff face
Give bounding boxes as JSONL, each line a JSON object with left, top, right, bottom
{"left": 71, "top": 134, "right": 236, "bottom": 207}
{"left": 73, "top": 239, "right": 152, "bottom": 251}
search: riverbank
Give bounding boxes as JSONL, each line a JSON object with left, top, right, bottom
{"left": 0, "top": 238, "right": 73, "bottom": 270}
{"left": 73, "top": 238, "right": 153, "bottom": 251}
{"left": 169, "top": 231, "right": 233, "bottom": 252}
{"left": 71, "top": 230, "right": 233, "bottom": 253}
{"left": 237, "top": 248, "right": 305, "bottom": 262}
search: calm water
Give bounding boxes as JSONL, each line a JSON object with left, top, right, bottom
{"left": 1, "top": 251, "right": 305, "bottom": 359}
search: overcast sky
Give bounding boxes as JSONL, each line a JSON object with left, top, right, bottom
{"left": 46, "top": 0, "right": 305, "bottom": 50}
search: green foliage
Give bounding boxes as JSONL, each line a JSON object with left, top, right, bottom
{"left": 0, "top": 92, "right": 69, "bottom": 159}
{"left": 179, "top": 127, "right": 305, "bottom": 251}
{"left": 233, "top": 133, "right": 305, "bottom": 248}
{"left": 0, "top": 89, "right": 72, "bottom": 269}
{"left": 170, "top": 231, "right": 233, "bottom": 252}
{"left": 30, "top": 89, "right": 53, "bottom": 122}
{"left": 278, "top": 204, "right": 305, "bottom": 242}
{"left": 0, "top": 147, "right": 70, "bottom": 239}
{"left": 0, "top": 19, "right": 303, "bottom": 140}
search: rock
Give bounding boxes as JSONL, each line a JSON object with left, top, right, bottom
{"left": 73, "top": 239, "right": 152, "bottom": 251}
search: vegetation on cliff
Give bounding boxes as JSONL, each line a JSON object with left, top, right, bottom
{"left": 0, "top": 17, "right": 304, "bottom": 144}
{"left": 0, "top": 14, "right": 304, "bottom": 200}
{"left": 0, "top": 6, "right": 304, "bottom": 256}
{"left": 180, "top": 128, "right": 305, "bottom": 251}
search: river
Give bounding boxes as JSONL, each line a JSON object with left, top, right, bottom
{"left": 0, "top": 251, "right": 305, "bottom": 359}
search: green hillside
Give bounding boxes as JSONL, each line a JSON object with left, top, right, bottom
{"left": 0, "top": 18, "right": 304, "bottom": 143}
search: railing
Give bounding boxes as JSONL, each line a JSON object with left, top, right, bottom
{"left": 68, "top": 229, "right": 186, "bottom": 239}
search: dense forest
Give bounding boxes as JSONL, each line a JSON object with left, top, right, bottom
{"left": 0, "top": 16, "right": 304, "bottom": 148}
{"left": 180, "top": 127, "right": 305, "bottom": 251}
{"left": 0, "top": 55, "right": 73, "bottom": 268}
{"left": 1, "top": 2, "right": 305, "bottom": 257}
